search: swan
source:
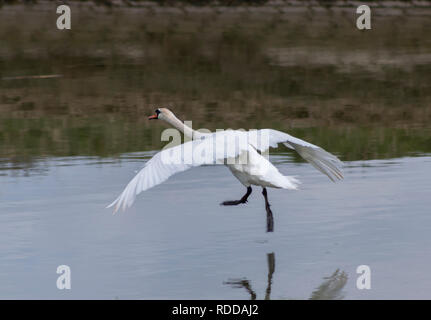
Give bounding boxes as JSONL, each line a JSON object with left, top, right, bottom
{"left": 108, "top": 108, "right": 343, "bottom": 231}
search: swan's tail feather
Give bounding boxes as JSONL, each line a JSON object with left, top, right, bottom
{"left": 277, "top": 175, "right": 301, "bottom": 190}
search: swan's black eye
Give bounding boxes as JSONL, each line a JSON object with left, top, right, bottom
{"left": 155, "top": 109, "right": 161, "bottom": 115}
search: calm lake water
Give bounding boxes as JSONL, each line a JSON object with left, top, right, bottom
{"left": 0, "top": 153, "right": 430, "bottom": 299}
{"left": 0, "top": 3, "right": 431, "bottom": 299}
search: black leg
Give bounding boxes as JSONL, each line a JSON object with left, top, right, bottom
{"left": 221, "top": 186, "right": 252, "bottom": 206}
{"left": 262, "top": 188, "right": 274, "bottom": 232}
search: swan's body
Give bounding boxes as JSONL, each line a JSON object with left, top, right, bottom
{"left": 108, "top": 108, "right": 343, "bottom": 231}
{"left": 227, "top": 145, "right": 298, "bottom": 189}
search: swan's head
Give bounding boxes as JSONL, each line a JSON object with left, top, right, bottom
{"left": 148, "top": 108, "right": 174, "bottom": 121}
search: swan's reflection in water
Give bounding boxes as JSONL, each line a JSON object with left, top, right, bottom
{"left": 224, "top": 252, "right": 348, "bottom": 300}
{"left": 310, "top": 269, "right": 348, "bottom": 300}
{"left": 224, "top": 252, "right": 275, "bottom": 300}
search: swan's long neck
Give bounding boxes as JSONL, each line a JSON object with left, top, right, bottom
{"left": 163, "top": 113, "right": 202, "bottom": 140}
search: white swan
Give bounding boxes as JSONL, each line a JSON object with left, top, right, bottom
{"left": 108, "top": 108, "right": 343, "bottom": 231}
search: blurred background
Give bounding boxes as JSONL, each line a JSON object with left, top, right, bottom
{"left": 1, "top": 0, "right": 430, "bottom": 169}
{"left": 0, "top": 0, "right": 430, "bottom": 299}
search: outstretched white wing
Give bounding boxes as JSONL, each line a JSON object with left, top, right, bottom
{"left": 108, "top": 129, "right": 343, "bottom": 213}
{"left": 249, "top": 129, "right": 343, "bottom": 182}
{"left": 107, "top": 131, "right": 251, "bottom": 213}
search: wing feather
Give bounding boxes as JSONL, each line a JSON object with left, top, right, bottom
{"left": 108, "top": 128, "right": 343, "bottom": 214}
{"left": 250, "top": 129, "right": 344, "bottom": 182}
{"left": 107, "top": 131, "right": 252, "bottom": 213}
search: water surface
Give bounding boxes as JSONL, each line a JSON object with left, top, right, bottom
{"left": 0, "top": 153, "right": 430, "bottom": 299}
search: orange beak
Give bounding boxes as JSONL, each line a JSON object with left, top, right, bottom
{"left": 148, "top": 114, "right": 158, "bottom": 120}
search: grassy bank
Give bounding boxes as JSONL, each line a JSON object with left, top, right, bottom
{"left": 0, "top": 3, "right": 430, "bottom": 164}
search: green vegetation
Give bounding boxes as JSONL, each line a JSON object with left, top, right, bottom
{"left": 0, "top": 4, "right": 430, "bottom": 166}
